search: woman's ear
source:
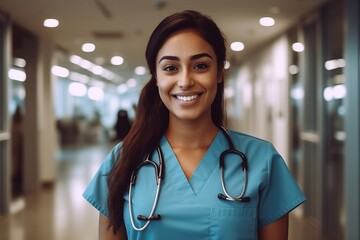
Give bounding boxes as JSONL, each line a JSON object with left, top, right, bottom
{"left": 217, "top": 71, "right": 224, "bottom": 83}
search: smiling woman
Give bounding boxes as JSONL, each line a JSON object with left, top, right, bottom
{"left": 155, "top": 29, "right": 220, "bottom": 123}
{"left": 83, "top": 10, "right": 305, "bottom": 240}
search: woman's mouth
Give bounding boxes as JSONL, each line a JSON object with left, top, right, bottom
{"left": 175, "top": 94, "right": 200, "bottom": 102}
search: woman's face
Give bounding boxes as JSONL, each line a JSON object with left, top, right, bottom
{"left": 155, "top": 29, "right": 222, "bottom": 123}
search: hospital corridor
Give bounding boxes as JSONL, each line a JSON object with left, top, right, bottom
{"left": 0, "top": 142, "right": 324, "bottom": 240}
{"left": 0, "top": 0, "right": 359, "bottom": 239}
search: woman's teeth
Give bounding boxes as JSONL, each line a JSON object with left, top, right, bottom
{"left": 176, "top": 95, "right": 199, "bottom": 101}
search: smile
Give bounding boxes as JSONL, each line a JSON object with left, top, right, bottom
{"left": 175, "top": 94, "right": 200, "bottom": 102}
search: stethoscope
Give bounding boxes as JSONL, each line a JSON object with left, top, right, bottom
{"left": 128, "top": 126, "right": 250, "bottom": 231}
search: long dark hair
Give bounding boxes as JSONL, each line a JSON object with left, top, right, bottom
{"left": 107, "top": 10, "right": 227, "bottom": 233}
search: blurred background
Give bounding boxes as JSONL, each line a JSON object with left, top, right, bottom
{"left": 0, "top": 0, "right": 359, "bottom": 239}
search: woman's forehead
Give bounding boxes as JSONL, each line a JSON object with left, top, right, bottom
{"left": 156, "top": 29, "right": 217, "bottom": 61}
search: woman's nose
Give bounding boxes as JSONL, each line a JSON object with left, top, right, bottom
{"left": 177, "top": 70, "right": 194, "bottom": 89}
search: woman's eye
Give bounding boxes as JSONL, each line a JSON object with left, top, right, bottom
{"left": 163, "top": 65, "right": 177, "bottom": 72}
{"left": 194, "top": 63, "right": 209, "bottom": 70}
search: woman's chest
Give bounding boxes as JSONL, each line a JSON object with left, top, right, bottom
{"left": 124, "top": 159, "right": 262, "bottom": 240}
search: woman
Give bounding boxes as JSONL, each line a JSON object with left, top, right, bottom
{"left": 83, "top": 10, "right": 306, "bottom": 240}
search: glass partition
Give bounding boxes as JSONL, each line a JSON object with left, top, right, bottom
{"left": 0, "top": 12, "right": 11, "bottom": 216}
{"left": 322, "top": 0, "right": 345, "bottom": 238}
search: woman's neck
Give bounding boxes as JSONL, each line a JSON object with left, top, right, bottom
{"left": 165, "top": 118, "right": 219, "bottom": 148}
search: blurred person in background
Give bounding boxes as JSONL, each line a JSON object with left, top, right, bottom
{"left": 113, "top": 109, "right": 132, "bottom": 142}
{"left": 11, "top": 105, "right": 24, "bottom": 198}
{"left": 83, "top": 10, "right": 305, "bottom": 240}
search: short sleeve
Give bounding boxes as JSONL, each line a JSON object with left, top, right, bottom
{"left": 258, "top": 143, "right": 306, "bottom": 228}
{"left": 82, "top": 143, "right": 121, "bottom": 217}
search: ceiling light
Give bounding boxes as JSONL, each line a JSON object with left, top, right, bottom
{"left": 111, "top": 56, "right": 124, "bottom": 65}
{"left": 323, "top": 87, "right": 333, "bottom": 101}
{"left": 288, "top": 65, "right": 299, "bottom": 75}
{"left": 43, "top": 19, "right": 59, "bottom": 28}
{"left": 230, "top": 42, "right": 245, "bottom": 52}
{"left": 82, "top": 43, "right": 96, "bottom": 52}
{"left": 333, "top": 84, "right": 346, "bottom": 99}
{"left": 101, "top": 69, "right": 115, "bottom": 81}
{"left": 117, "top": 84, "right": 128, "bottom": 94}
{"left": 51, "top": 65, "right": 70, "bottom": 78}
{"left": 292, "top": 42, "right": 305, "bottom": 52}
{"left": 79, "top": 59, "right": 94, "bottom": 70}
{"left": 68, "top": 82, "right": 87, "bottom": 97}
{"left": 69, "top": 72, "right": 89, "bottom": 83}
{"left": 88, "top": 87, "right": 104, "bottom": 101}
{"left": 135, "top": 66, "right": 146, "bottom": 75}
{"left": 91, "top": 65, "right": 104, "bottom": 75}
{"left": 8, "top": 68, "right": 26, "bottom": 82}
{"left": 13, "top": 58, "right": 26, "bottom": 68}
{"left": 324, "top": 59, "right": 346, "bottom": 71}
{"left": 127, "top": 78, "right": 137, "bottom": 88}
{"left": 69, "top": 55, "right": 82, "bottom": 65}
{"left": 259, "top": 17, "right": 275, "bottom": 26}
{"left": 291, "top": 87, "right": 304, "bottom": 100}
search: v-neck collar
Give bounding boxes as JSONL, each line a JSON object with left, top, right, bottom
{"left": 159, "top": 130, "right": 226, "bottom": 196}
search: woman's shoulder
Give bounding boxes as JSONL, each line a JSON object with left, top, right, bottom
{"left": 227, "top": 129, "right": 271, "bottom": 146}
{"left": 111, "top": 142, "right": 123, "bottom": 155}
{"left": 225, "top": 129, "right": 280, "bottom": 158}
{"left": 225, "top": 128, "right": 290, "bottom": 178}
{"left": 100, "top": 142, "right": 123, "bottom": 170}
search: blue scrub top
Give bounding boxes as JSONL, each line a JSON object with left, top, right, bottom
{"left": 83, "top": 129, "right": 306, "bottom": 240}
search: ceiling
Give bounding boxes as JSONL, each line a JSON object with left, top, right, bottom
{"left": 0, "top": 0, "right": 327, "bottom": 85}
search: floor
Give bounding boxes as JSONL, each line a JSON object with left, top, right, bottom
{"left": 0, "top": 143, "right": 328, "bottom": 240}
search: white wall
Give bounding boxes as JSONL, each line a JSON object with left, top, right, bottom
{"left": 38, "top": 38, "right": 57, "bottom": 183}
{"left": 227, "top": 36, "right": 291, "bottom": 163}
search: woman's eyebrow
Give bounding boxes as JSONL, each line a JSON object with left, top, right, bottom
{"left": 158, "top": 52, "right": 213, "bottom": 63}
{"left": 158, "top": 56, "right": 179, "bottom": 63}
{"left": 190, "top": 53, "right": 213, "bottom": 60}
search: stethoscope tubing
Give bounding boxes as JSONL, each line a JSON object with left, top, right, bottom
{"left": 129, "top": 176, "right": 162, "bottom": 231}
{"left": 218, "top": 127, "right": 250, "bottom": 202}
{"left": 128, "top": 126, "right": 250, "bottom": 231}
{"left": 128, "top": 148, "right": 164, "bottom": 231}
{"left": 219, "top": 156, "right": 248, "bottom": 201}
